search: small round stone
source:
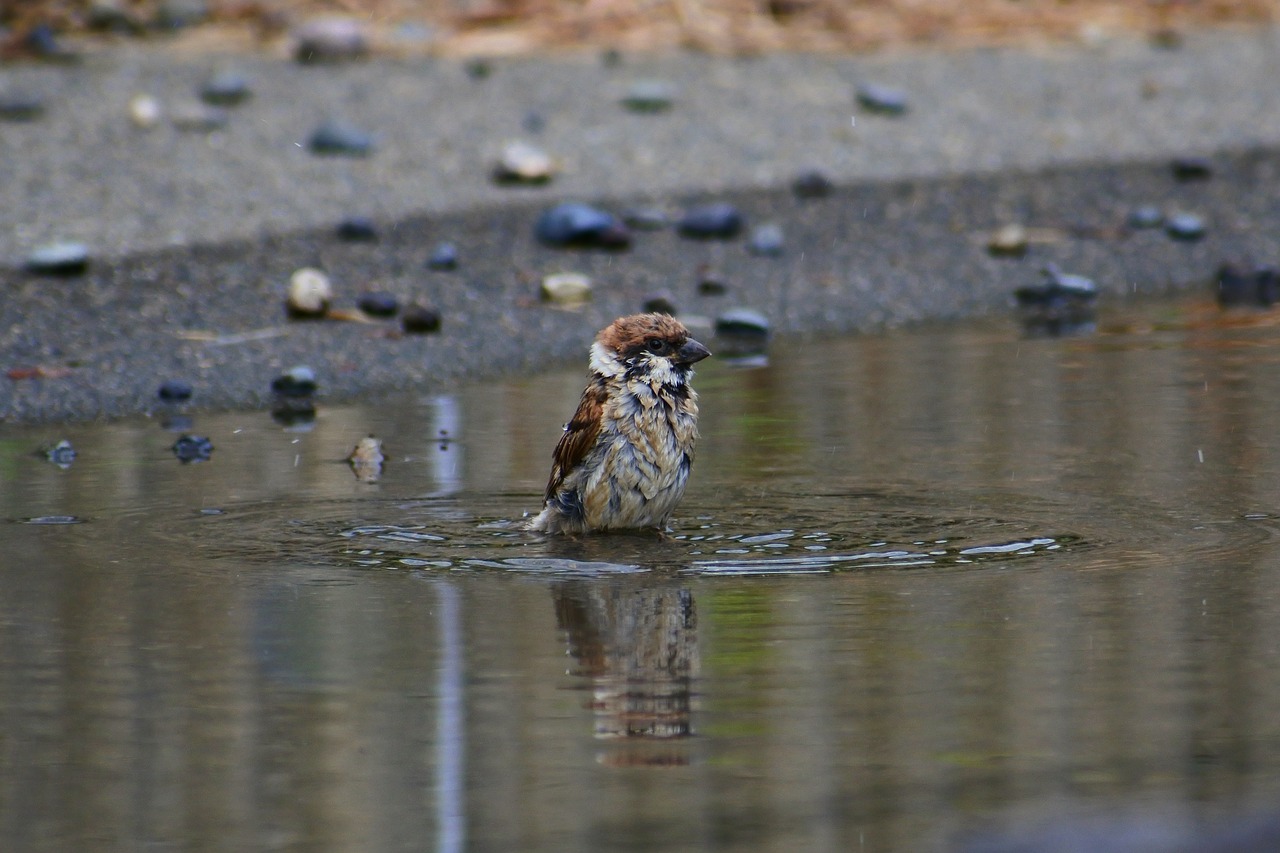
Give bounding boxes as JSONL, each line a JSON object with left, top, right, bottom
{"left": 535, "top": 203, "right": 630, "bottom": 248}
{"left": 348, "top": 435, "right": 385, "bottom": 483}
{"left": 427, "top": 242, "right": 459, "bottom": 270}
{"left": 716, "top": 307, "right": 771, "bottom": 338}
{"left": 1170, "top": 156, "right": 1212, "bottom": 181}
{"left": 157, "top": 379, "right": 193, "bottom": 402}
{"left": 293, "top": 17, "right": 369, "bottom": 64}
{"left": 199, "top": 70, "right": 252, "bottom": 106}
{"left": 0, "top": 92, "right": 46, "bottom": 122}
{"left": 128, "top": 93, "right": 162, "bottom": 128}
{"left": 541, "top": 272, "right": 593, "bottom": 307}
{"left": 492, "top": 141, "right": 557, "bottom": 184}
{"left": 1165, "top": 213, "right": 1206, "bottom": 241}
{"left": 621, "top": 80, "right": 676, "bottom": 113}
{"left": 698, "top": 270, "right": 730, "bottom": 296}
{"left": 357, "top": 291, "right": 399, "bottom": 317}
{"left": 171, "top": 434, "right": 214, "bottom": 463}
{"left": 792, "top": 169, "right": 833, "bottom": 199}
{"left": 987, "top": 223, "right": 1028, "bottom": 258}
{"left": 26, "top": 242, "right": 90, "bottom": 275}
{"left": 1127, "top": 205, "right": 1164, "bottom": 229}
{"left": 747, "top": 223, "right": 785, "bottom": 257}
{"left": 402, "top": 305, "right": 442, "bottom": 334}
{"left": 308, "top": 120, "right": 374, "bottom": 157}
{"left": 678, "top": 203, "right": 744, "bottom": 240}
{"left": 286, "top": 267, "right": 333, "bottom": 318}
{"left": 336, "top": 215, "right": 378, "bottom": 241}
{"left": 856, "top": 83, "right": 909, "bottom": 115}
{"left": 272, "top": 365, "right": 317, "bottom": 398}
{"left": 642, "top": 293, "right": 678, "bottom": 315}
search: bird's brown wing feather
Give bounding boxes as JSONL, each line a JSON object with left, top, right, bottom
{"left": 545, "top": 380, "right": 608, "bottom": 501}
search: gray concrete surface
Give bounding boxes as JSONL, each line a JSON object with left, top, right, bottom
{"left": 2, "top": 26, "right": 1280, "bottom": 422}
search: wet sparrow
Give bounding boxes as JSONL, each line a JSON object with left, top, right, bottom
{"left": 528, "top": 313, "right": 711, "bottom": 534}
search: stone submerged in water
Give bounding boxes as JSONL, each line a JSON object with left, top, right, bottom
{"left": 1014, "top": 264, "right": 1098, "bottom": 337}
{"left": 272, "top": 365, "right": 317, "bottom": 398}
{"left": 1216, "top": 262, "right": 1279, "bottom": 308}
{"left": 677, "top": 203, "right": 744, "bottom": 240}
{"left": 714, "top": 308, "right": 771, "bottom": 357}
{"left": 171, "top": 434, "right": 213, "bottom": 463}
{"left": 308, "top": 120, "right": 374, "bottom": 156}
{"left": 26, "top": 242, "right": 90, "bottom": 275}
{"left": 44, "top": 439, "right": 76, "bottom": 468}
{"left": 534, "top": 203, "right": 630, "bottom": 249}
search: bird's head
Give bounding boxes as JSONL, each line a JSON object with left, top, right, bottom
{"left": 590, "top": 313, "right": 711, "bottom": 383}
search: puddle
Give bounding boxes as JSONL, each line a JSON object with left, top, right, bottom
{"left": 5, "top": 295, "right": 1280, "bottom": 851}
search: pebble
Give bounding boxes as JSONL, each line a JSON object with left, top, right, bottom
{"left": 128, "top": 94, "right": 162, "bottom": 129}
{"left": 698, "top": 271, "right": 729, "bottom": 296}
{"left": 87, "top": 0, "right": 147, "bottom": 34}
{"left": 492, "top": 141, "right": 557, "bottom": 184}
{"left": 402, "top": 304, "right": 442, "bottom": 334}
{"left": 642, "top": 292, "right": 678, "bottom": 315}
{"left": 1013, "top": 265, "right": 1098, "bottom": 337}
{"left": 357, "top": 291, "right": 399, "bottom": 317}
{"left": 23, "top": 24, "right": 78, "bottom": 62}
{"left": 677, "top": 203, "right": 744, "bottom": 240}
{"left": 621, "top": 80, "right": 676, "bottom": 113}
{"left": 271, "top": 365, "right": 318, "bottom": 398}
{"left": 44, "top": 439, "right": 76, "bottom": 468}
{"left": 348, "top": 436, "right": 385, "bottom": 483}
{"left": 1215, "top": 263, "right": 1279, "bottom": 308}
{"left": 308, "top": 120, "right": 374, "bottom": 156}
{"left": 747, "top": 223, "right": 785, "bottom": 257}
{"left": 541, "top": 272, "right": 593, "bottom": 307}
{"left": 157, "top": 379, "right": 193, "bottom": 403}
{"left": 336, "top": 215, "right": 378, "bottom": 241}
{"left": 285, "top": 267, "right": 333, "bottom": 318}
{"left": 26, "top": 242, "right": 90, "bottom": 275}
{"left": 169, "top": 102, "right": 228, "bottom": 132}
{"left": 535, "top": 203, "right": 631, "bottom": 248}
{"left": 856, "top": 83, "right": 909, "bottom": 115}
{"left": 714, "top": 308, "right": 771, "bottom": 356}
{"left": 171, "top": 434, "right": 214, "bottom": 463}
{"left": 1165, "top": 212, "right": 1206, "bottom": 241}
{"left": 1170, "top": 156, "right": 1213, "bottom": 181}
{"left": 0, "top": 93, "right": 46, "bottom": 121}
{"left": 792, "top": 169, "right": 834, "bottom": 199}
{"left": 293, "top": 18, "right": 369, "bottom": 64}
{"left": 199, "top": 70, "right": 252, "bottom": 106}
{"left": 427, "top": 242, "right": 459, "bottom": 270}
{"left": 987, "top": 223, "right": 1028, "bottom": 258}
{"left": 1127, "top": 205, "right": 1164, "bottom": 229}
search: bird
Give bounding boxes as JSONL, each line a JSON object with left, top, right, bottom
{"left": 527, "top": 313, "right": 711, "bottom": 535}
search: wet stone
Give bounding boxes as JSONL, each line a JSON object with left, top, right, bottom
{"left": 535, "top": 203, "right": 630, "bottom": 249}
{"left": 987, "top": 223, "right": 1028, "bottom": 258}
{"left": 541, "top": 272, "right": 593, "bottom": 307}
{"left": 336, "top": 215, "right": 378, "bottom": 241}
{"left": 698, "top": 272, "right": 729, "bottom": 296}
{"left": 1165, "top": 213, "right": 1206, "bottom": 241}
{"left": 748, "top": 223, "right": 785, "bottom": 257}
{"left": 427, "top": 242, "right": 459, "bottom": 270}
{"left": 286, "top": 267, "right": 332, "bottom": 318}
{"left": 1014, "top": 265, "right": 1099, "bottom": 337}
{"left": 0, "top": 92, "right": 46, "bottom": 121}
{"left": 43, "top": 439, "right": 76, "bottom": 469}
{"left": 199, "top": 70, "right": 252, "bottom": 106}
{"left": 677, "top": 203, "right": 744, "bottom": 240}
{"left": 272, "top": 365, "right": 317, "bottom": 398}
{"left": 348, "top": 436, "right": 385, "bottom": 483}
{"left": 402, "top": 305, "right": 442, "bottom": 334}
{"left": 171, "top": 434, "right": 214, "bottom": 464}
{"left": 792, "top": 169, "right": 834, "bottom": 199}
{"left": 1171, "top": 156, "right": 1213, "bottom": 181}
{"left": 856, "top": 82, "right": 909, "bottom": 115}
{"left": 642, "top": 292, "right": 678, "bottom": 315}
{"left": 294, "top": 18, "right": 369, "bottom": 64}
{"left": 1127, "top": 205, "right": 1164, "bottom": 229}
{"left": 492, "top": 141, "right": 557, "bottom": 185}
{"left": 308, "top": 120, "right": 374, "bottom": 157}
{"left": 357, "top": 291, "right": 399, "bottom": 317}
{"left": 621, "top": 80, "right": 676, "bottom": 113}
{"left": 157, "top": 379, "right": 193, "bottom": 403}
{"left": 714, "top": 308, "right": 771, "bottom": 356}
{"left": 26, "top": 242, "right": 89, "bottom": 275}
{"left": 1216, "top": 263, "right": 1279, "bottom": 308}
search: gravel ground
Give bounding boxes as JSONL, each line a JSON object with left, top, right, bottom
{"left": 2, "top": 25, "right": 1280, "bottom": 423}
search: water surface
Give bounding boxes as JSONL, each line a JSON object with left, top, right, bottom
{"left": 4, "top": 296, "right": 1280, "bottom": 851}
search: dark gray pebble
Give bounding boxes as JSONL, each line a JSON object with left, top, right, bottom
{"left": 0, "top": 93, "right": 46, "bottom": 121}
{"left": 293, "top": 18, "right": 369, "bottom": 64}
{"left": 336, "top": 215, "right": 378, "bottom": 241}
{"left": 622, "top": 80, "right": 676, "bottom": 113}
{"left": 1127, "top": 205, "right": 1164, "bottom": 229}
{"left": 1216, "top": 263, "right": 1279, "bottom": 308}
{"left": 271, "top": 365, "right": 318, "bottom": 398}
{"left": 698, "top": 273, "right": 729, "bottom": 296}
{"left": 678, "top": 203, "right": 744, "bottom": 240}
{"left": 1171, "top": 156, "right": 1213, "bottom": 181}
{"left": 1014, "top": 265, "right": 1098, "bottom": 337}
{"left": 427, "top": 242, "right": 459, "bottom": 270}
{"left": 535, "top": 203, "right": 631, "bottom": 248}
{"left": 715, "top": 308, "right": 771, "bottom": 356}
{"left": 26, "top": 242, "right": 90, "bottom": 275}
{"left": 747, "top": 223, "right": 785, "bottom": 256}
{"left": 402, "top": 305, "right": 442, "bottom": 334}
{"left": 357, "top": 291, "right": 399, "bottom": 317}
{"left": 199, "top": 70, "right": 252, "bottom": 106}
{"left": 1165, "top": 213, "right": 1206, "bottom": 241}
{"left": 792, "top": 169, "right": 834, "bottom": 198}
{"left": 171, "top": 434, "right": 214, "bottom": 463}
{"left": 642, "top": 293, "right": 678, "bottom": 315}
{"left": 857, "top": 83, "right": 908, "bottom": 115}
{"left": 308, "top": 121, "right": 374, "bottom": 157}
{"left": 157, "top": 379, "right": 193, "bottom": 402}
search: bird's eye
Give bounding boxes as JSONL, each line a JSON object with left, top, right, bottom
{"left": 647, "top": 338, "right": 668, "bottom": 354}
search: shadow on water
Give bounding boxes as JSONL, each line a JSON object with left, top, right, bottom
{"left": 6, "top": 296, "right": 1280, "bottom": 851}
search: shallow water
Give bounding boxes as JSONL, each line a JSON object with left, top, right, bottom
{"left": 5, "top": 296, "right": 1280, "bottom": 851}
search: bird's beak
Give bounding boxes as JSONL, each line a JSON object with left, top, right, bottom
{"left": 677, "top": 338, "right": 712, "bottom": 364}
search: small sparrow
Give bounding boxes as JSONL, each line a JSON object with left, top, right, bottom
{"left": 528, "top": 313, "right": 711, "bottom": 534}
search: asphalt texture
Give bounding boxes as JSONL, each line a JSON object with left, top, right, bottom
{"left": 3, "top": 26, "right": 1280, "bottom": 422}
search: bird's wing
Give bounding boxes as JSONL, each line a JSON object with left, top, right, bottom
{"left": 546, "top": 380, "right": 608, "bottom": 501}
